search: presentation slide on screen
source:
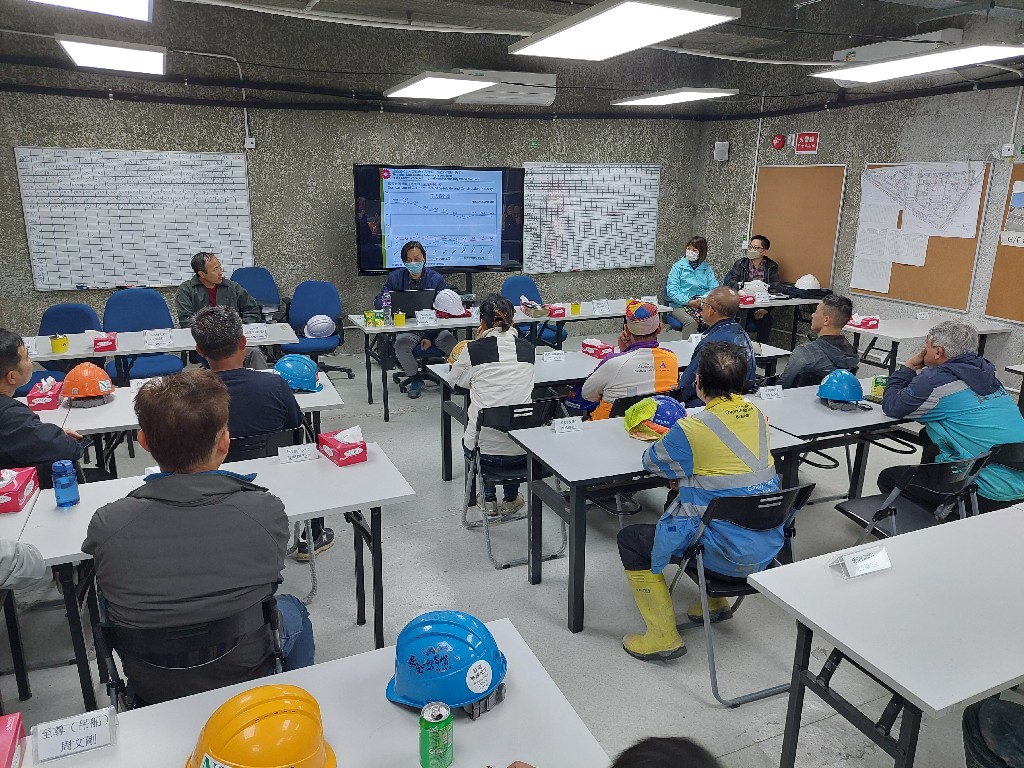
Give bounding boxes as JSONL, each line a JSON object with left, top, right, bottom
{"left": 381, "top": 168, "right": 503, "bottom": 268}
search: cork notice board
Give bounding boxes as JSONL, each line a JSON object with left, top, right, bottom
{"left": 985, "top": 161, "right": 1024, "bottom": 323}
{"left": 750, "top": 165, "right": 846, "bottom": 288}
{"left": 852, "top": 162, "right": 991, "bottom": 311}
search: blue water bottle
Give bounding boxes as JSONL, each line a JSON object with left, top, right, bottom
{"left": 52, "top": 460, "right": 80, "bottom": 508}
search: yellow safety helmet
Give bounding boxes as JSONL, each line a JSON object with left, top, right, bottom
{"left": 185, "top": 685, "right": 336, "bottom": 768}
{"left": 448, "top": 339, "right": 470, "bottom": 365}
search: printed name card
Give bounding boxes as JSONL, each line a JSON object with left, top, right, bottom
{"left": 33, "top": 707, "right": 117, "bottom": 762}
{"left": 415, "top": 309, "right": 437, "bottom": 325}
{"left": 834, "top": 545, "right": 892, "bottom": 579}
{"left": 591, "top": 299, "right": 610, "bottom": 315}
{"left": 130, "top": 377, "right": 158, "bottom": 392}
{"left": 688, "top": 333, "right": 704, "bottom": 345}
{"left": 279, "top": 444, "right": 320, "bottom": 464}
{"left": 24, "top": 338, "right": 37, "bottom": 356}
{"left": 143, "top": 329, "right": 173, "bottom": 349}
{"left": 542, "top": 350, "right": 566, "bottom": 362}
{"left": 243, "top": 323, "right": 268, "bottom": 341}
{"left": 551, "top": 416, "right": 583, "bottom": 434}
{"left": 915, "top": 312, "right": 930, "bottom": 320}
{"left": 758, "top": 385, "right": 783, "bottom": 401}
{"left": 640, "top": 295, "right": 658, "bottom": 304}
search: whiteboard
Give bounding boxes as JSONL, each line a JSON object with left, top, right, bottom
{"left": 15, "top": 147, "right": 254, "bottom": 291}
{"left": 522, "top": 163, "right": 660, "bottom": 273}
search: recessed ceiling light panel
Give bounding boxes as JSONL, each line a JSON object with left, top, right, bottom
{"left": 57, "top": 35, "right": 166, "bottom": 74}
{"left": 509, "top": 0, "right": 740, "bottom": 61}
{"left": 385, "top": 72, "right": 499, "bottom": 100}
{"left": 29, "top": 0, "right": 152, "bottom": 22}
{"left": 612, "top": 86, "right": 737, "bottom": 105}
{"left": 812, "top": 44, "right": 1024, "bottom": 84}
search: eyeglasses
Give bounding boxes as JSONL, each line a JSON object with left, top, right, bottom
{"left": 748, "top": 245, "right": 765, "bottom": 252}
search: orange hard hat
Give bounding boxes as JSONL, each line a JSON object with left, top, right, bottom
{"left": 63, "top": 362, "right": 115, "bottom": 399}
{"left": 185, "top": 685, "right": 336, "bottom": 768}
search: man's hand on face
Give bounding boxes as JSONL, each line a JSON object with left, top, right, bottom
{"left": 905, "top": 347, "right": 926, "bottom": 372}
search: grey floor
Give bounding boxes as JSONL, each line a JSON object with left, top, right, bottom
{"left": 5, "top": 332, "right": 975, "bottom": 768}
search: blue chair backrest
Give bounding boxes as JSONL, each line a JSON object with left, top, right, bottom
{"left": 288, "top": 281, "right": 341, "bottom": 333}
{"left": 501, "top": 275, "right": 542, "bottom": 305}
{"left": 39, "top": 303, "right": 101, "bottom": 336}
{"left": 102, "top": 288, "right": 174, "bottom": 333}
{"left": 231, "top": 267, "right": 280, "bottom": 306}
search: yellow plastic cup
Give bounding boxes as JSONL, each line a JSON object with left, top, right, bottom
{"left": 49, "top": 334, "right": 69, "bottom": 353}
{"left": 394, "top": 311, "right": 407, "bottom": 327}
{"left": 570, "top": 302, "right": 581, "bottom": 315}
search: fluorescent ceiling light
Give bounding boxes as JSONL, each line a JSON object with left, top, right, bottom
{"left": 57, "top": 35, "right": 165, "bottom": 74}
{"left": 28, "top": 0, "right": 152, "bottom": 22}
{"left": 385, "top": 72, "right": 499, "bottom": 100}
{"left": 612, "top": 86, "right": 737, "bottom": 105}
{"left": 509, "top": 0, "right": 740, "bottom": 61}
{"left": 812, "top": 44, "right": 1024, "bottom": 84}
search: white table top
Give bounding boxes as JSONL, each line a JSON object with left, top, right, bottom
{"left": 19, "top": 443, "right": 415, "bottom": 567}
{"left": 61, "top": 374, "right": 344, "bottom": 436}
{"left": 753, "top": 379, "right": 904, "bottom": 439}
{"left": 0, "top": 490, "right": 39, "bottom": 543}
{"left": 744, "top": 296, "right": 821, "bottom": 308}
{"left": 15, "top": 396, "right": 70, "bottom": 428}
{"left": 661, "top": 338, "right": 791, "bottom": 366}
{"left": 844, "top": 317, "right": 1011, "bottom": 342}
{"left": 26, "top": 325, "right": 299, "bottom": 363}
{"left": 21, "top": 618, "right": 607, "bottom": 768}
{"left": 1007, "top": 364, "right": 1024, "bottom": 376}
{"left": 510, "top": 414, "right": 806, "bottom": 485}
{"left": 749, "top": 505, "right": 1024, "bottom": 719}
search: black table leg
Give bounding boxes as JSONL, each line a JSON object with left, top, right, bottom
{"left": 371, "top": 506, "right": 384, "bottom": 649}
{"left": 567, "top": 484, "right": 588, "bottom": 633}
{"left": 849, "top": 441, "right": 870, "bottom": 499}
{"left": 380, "top": 336, "right": 391, "bottom": 423}
{"left": 350, "top": 514, "right": 366, "bottom": 626}
{"left": 778, "top": 449, "right": 799, "bottom": 489}
{"left": 364, "top": 335, "right": 373, "bottom": 405}
{"left": 978, "top": 334, "right": 987, "bottom": 357}
{"left": 527, "top": 456, "right": 543, "bottom": 585}
{"left": 441, "top": 382, "right": 453, "bottom": 482}
{"left": 55, "top": 564, "right": 97, "bottom": 711}
{"left": 2, "top": 591, "right": 30, "bottom": 701}
{"left": 555, "top": 321, "right": 565, "bottom": 350}
{"left": 779, "top": 621, "right": 813, "bottom": 768}
{"left": 888, "top": 341, "right": 901, "bottom": 375}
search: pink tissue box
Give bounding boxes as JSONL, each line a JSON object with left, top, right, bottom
{"left": 93, "top": 332, "right": 118, "bottom": 353}
{"left": 581, "top": 340, "right": 615, "bottom": 359}
{"left": 547, "top": 305, "right": 566, "bottom": 318}
{"left": 26, "top": 380, "right": 62, "bottom": 411}
{"left": 317, "top": 431, "right": 368, "bottom": 468}
{"left": 0, "top": 469, "right": 38, "bottom": 514}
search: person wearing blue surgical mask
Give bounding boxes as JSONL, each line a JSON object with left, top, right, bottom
{"left": 374, "top": 241, "right": 457, "bottom": 399}
{"left": 665, "top": 236, "right": 718, "bottom": 340}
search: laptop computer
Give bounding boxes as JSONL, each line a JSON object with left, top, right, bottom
{"left": 390, "top": 289, "right": 437, "bottom": 316}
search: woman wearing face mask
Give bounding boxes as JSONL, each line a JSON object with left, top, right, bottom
{"left": 449, "top": 293, "right": 536, "bottom": 517}
{"left": 665, "top": 236, "right": 718, "bottom": 340}
{"left": 374, "top": 241, "right": 458, "bottom": 399}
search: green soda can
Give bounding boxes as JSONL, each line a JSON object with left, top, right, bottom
{"left": 419, "top": 701, "right": 453, "bottom": 768}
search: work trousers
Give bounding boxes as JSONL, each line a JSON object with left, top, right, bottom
{"left": 742, "top": 309, "right": 773, "bottom": 343}
{"left": 394, "top": 330, "right": 458, "bottom": 376}
{"left": 669, "top": 308, "right": 701, "bottom": 340}
{"left": 616, "top": 523, "right": 746, "bottom": 582}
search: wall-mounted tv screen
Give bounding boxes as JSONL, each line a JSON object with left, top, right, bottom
{"left": 354, "top": 164, "right": 525, "bottom": 276}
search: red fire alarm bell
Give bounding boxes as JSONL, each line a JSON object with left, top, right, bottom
{"left": 771, "top": 134, "right": 786, "bottom": 150}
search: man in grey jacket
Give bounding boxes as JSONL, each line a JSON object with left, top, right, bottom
{"left": 777, "top": 294, "right": 859, "bottom": 389}
{"left": 82, "top": 369, "right": 313, "bottom": 704}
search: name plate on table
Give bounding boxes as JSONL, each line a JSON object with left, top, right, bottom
{"left": 415, "top": 310, "right": 437, "bottom": 325}
{"left": 640, "top": 295, "right": 658, "bottom": 304}
{"left": 916, "top": 311, "right": 930, "bottom": 320}
{"left": 24, "top": 338, "right": 37, "bottom": 356}
{"left": 758, "top": 385, "right": 783, "bottom": 401}
{"left": 551, "top": 416, "right": 583, "bottom": 434}
{"left": 130, "top": 377, "right": 159, "bottom": 392}
{"left": 143, "top": 329, "right": 173, "bottom": 349}
{"left": 591, "top": 299, "right": 610, "bottom": 315}
{"left": 32, "top": 707, "right": 117, "bottom": 762}
{"left": 542, "top": 350, "right": 566, "bottom": 362}
{"left": 279, "top": 444, "right": 320, "bottom": 464}
{"left": 831, "top": 545, "right": 892, "bottom": 579}
{"left": 243, "top": 323, "right": 269, "bottom": 342}
{"left": 688, "top": 333, "right": 703, "bottom": 345}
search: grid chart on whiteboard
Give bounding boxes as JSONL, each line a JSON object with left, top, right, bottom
{"left": 522, "top": 163, "right": 660, "bottom": 273}
{"left": 15, "top": 147, "right": 254, "bottom": 291}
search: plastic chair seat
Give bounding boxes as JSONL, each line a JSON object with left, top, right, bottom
{"left": 413, "top": 344, "right": 445, "bottom": 359}
{"left": 105, "top": 355, "right": 184, "bottom": 380}
{"left": 665, "top": 313, "right": 684, "bottom": 331}
{"left": 676, "top": 560, "right": 756, "bottom": 596}
{"left": 835, "top": 494, "right": 954, "bottom": 538}
{"left": 280, "top": 336, "right": 340, "bottom": 355}
{"left": 15, "top": 370, "right": 66, "bottom": 398}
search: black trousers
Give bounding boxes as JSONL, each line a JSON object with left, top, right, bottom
{"left": 742, "top": 309, "right": 773, "bottom": 343}
{"left": 617, "top": 524, "right": 657, "bottom": 571}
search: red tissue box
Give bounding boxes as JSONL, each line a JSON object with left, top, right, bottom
{"left": 93, "top": 332, "right": 118, "bottom": 353}
{"left": 0, "top": 713, "right": 24, "bottom": 768}
{"left": 0, "top": 469, "right": 38, "bottom": 514}
{"left": 317, "top": 431, "right": 368, "bottom": 468}
{"left": 738, "top": 294, "right": 756, "bottom": 306}
{"left": 581, "top": 340, "right": 615, "bottom": 359}
{"left": 26, "top": 380, "right": 63, "bottom": 411}
{"left": 547, "top": 304, "right": 566, "bottom": 318}
{"left": 847, "top": 317, "right": 879, "bottom": 330}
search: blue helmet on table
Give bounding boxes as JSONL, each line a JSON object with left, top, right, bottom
{"left": 386, "top": 610, "right": 507, "bottom": 719}
{"left": 274, "top": 354, "right": 323, "bottom": 393}
{"left": 817, "top": 369, "right": 863, "bottom": 403}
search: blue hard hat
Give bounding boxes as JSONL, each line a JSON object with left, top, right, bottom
{"left": 817, "top": 369, "right": 863, "bottom": 403}
{"left": 386, "top": 610, "right": 508, "bottom": 712}
{"left": 274, "top": 354, "right": 323, "bottom": 393}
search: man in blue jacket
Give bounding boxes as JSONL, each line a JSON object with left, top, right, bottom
{"left": 374, "top": 241, "right": 457, "bottom": 399}
{"left": 678, "top": 287, "right": 757, "bottom": 407}
{"left": 881, "top": 321, "right": 1024, "bottom": 512}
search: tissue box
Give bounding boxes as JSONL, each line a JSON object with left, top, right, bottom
{"left": 26, "top": 380, "right": 63, "bottom": 411}
{"left": 847, "top": 316, "right": 879, "bottom": 330}
{"left": 738, "top": 294, "right": 756, "bottom": 306}
{"left": 581, "top": 339, "right": 615, "bottom": 359}
{"left": 0, "top": 713, "right": 24, "bottom": 768}
{"left": 317, "top": 431, "right": 368, "bottom": 468}
{"left": 547, "top": 304, "right": 566, "bottom": 318}
{"left": 0, "top": 469, "right": 38, "bottom": 514}
{"left": 93, "top": 332, "right": 118, "bottom": 353}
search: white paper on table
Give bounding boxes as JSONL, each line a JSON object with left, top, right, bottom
{"left": 890, "top": 232, "right": 929, "bottom": 266}
{"left": 850, "top": 258, "right": 892, "bottom": 293}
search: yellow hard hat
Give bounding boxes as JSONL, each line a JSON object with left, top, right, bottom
{"left": 185, "top": 685, "right": 336, "bottom": 768}
{"left": 448, "top": 339, "right": 470, "bottom": 365}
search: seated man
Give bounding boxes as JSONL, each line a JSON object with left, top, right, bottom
{"left": 881, "top": 321, "right": 1024, "bottom": 512}
{"left": 0, "top": 328, "right": 85, "bottom": 487}
{"left": 83, "top": 370, "right": 314, "bottom": 705}
{"left": 723, "top": 235, "right": 779, "bottom": 343}
{"left": 777, "top": 294, "right": 858, "bottom": 389}
{"left": 374, "top": 241, "right": 457, "bottom": 399}
{"left": 617, "top": 342, "right": 780, "bottom": 661}
{"left": 678, "top": 287, "right": 757, "bottom": 407}
{"left": 191, "top": 306, "right": 332, "bottom": 560}
{"left": 176, "top": 252, "right": 266, "bottom": 368}
{"left": 579, "top": 300, "right": 678, "bottom": 420}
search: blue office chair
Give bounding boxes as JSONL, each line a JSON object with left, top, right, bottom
{"left": 102, "top": 289, "right": 185, "bottom": 384}
{"left": 14, "top": 303, "right": 104, "bottom": 396}
{"left": 279, "top": 281, "right": 355, "bottom": 379}
{"left": 500, "top": 275, "right": 566, "bottom": 346}
{"left": 231, "top": 266, "right": 288, "bottom": 321}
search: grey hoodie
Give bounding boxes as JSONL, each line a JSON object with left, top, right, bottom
{"left": 778, "top": 335, "right": 860, "bottom": 389}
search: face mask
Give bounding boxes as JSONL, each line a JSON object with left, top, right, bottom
{"left": 685, "top": 250, "right": 700, "bottom": 263}
{"left": 406, "top": 261, "right": 424, "bottom": 276}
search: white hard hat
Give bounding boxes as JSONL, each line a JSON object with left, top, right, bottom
{"left": 795, "top": 274, "right": 820, "bottom": 290}
{"left": 433, "top": 289, "right": 468, "bottom": 317}
{"left": 304, "top": 314, "right": 336, "bottom": 338}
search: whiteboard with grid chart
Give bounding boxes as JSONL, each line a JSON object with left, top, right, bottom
{"left": 522, "top": 163, "right": 660, "bottom": 273}
{"left": 15, "top": 147, "right": 254, "bottom": 291}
